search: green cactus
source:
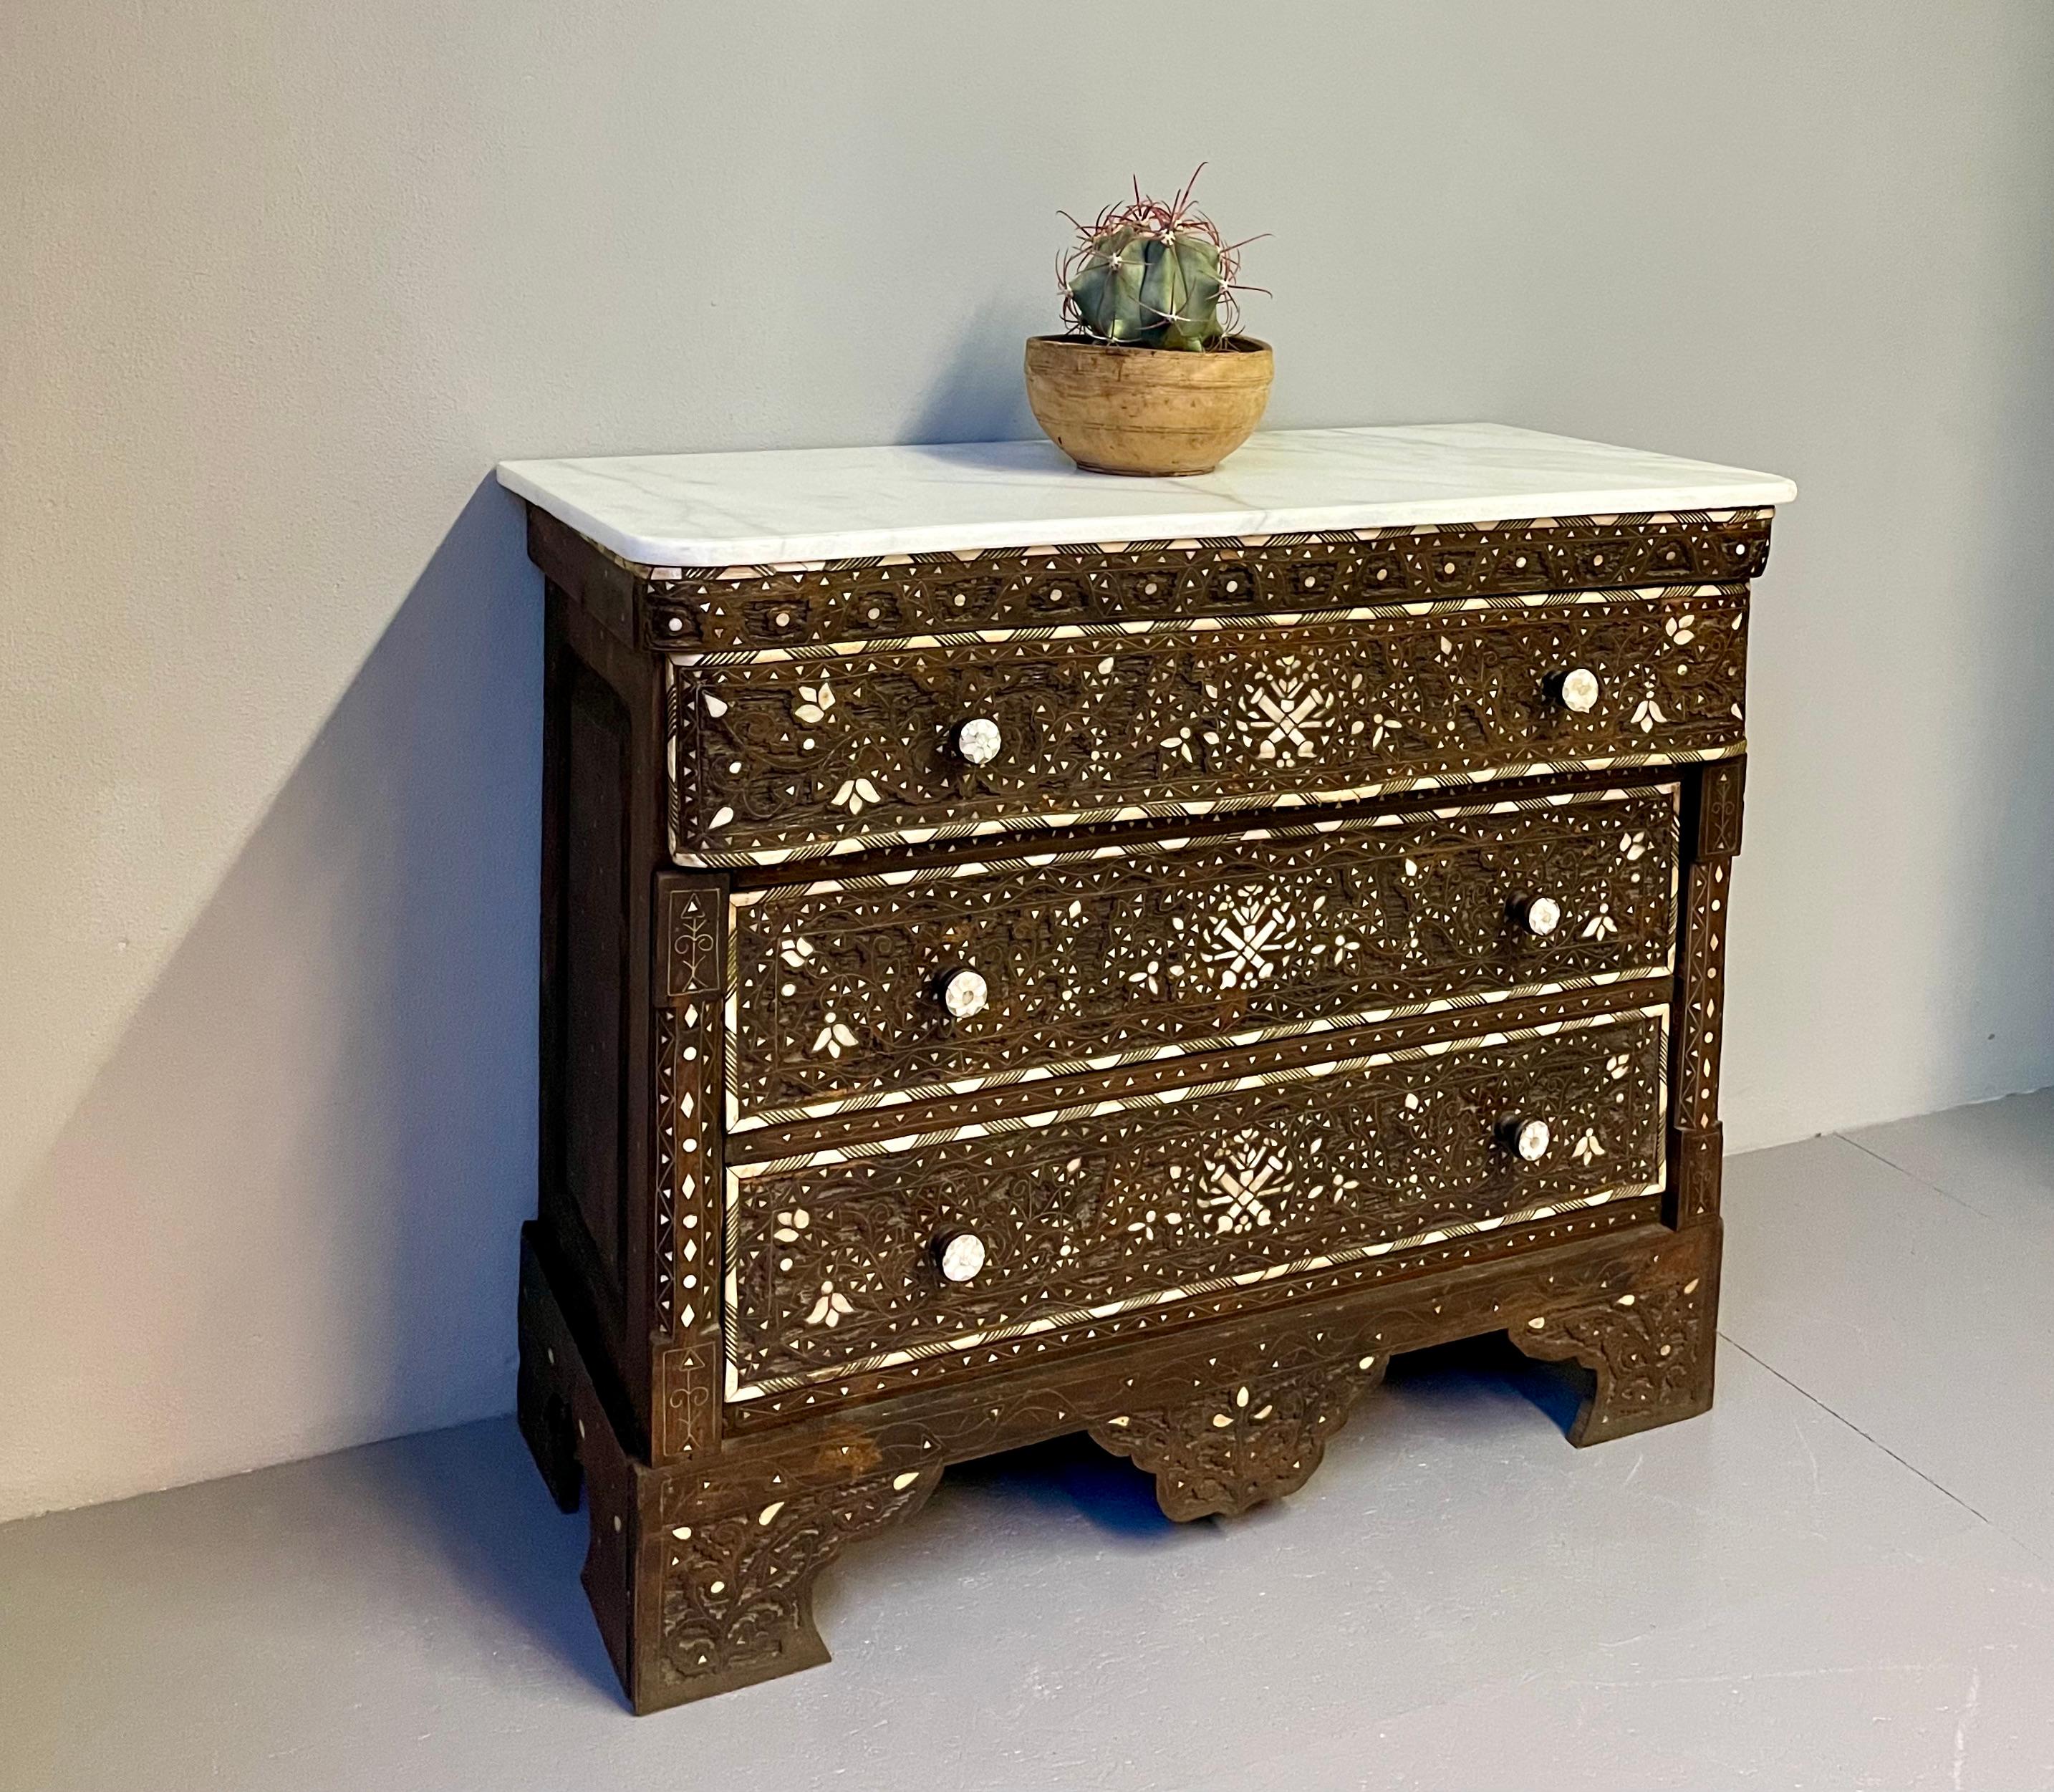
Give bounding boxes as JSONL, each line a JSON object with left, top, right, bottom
{"left": 1067, "top": 226, "right": 1225, "bottom": 350}
{"left": 1059, "top": 170, "right": 1250, "bottom": 351}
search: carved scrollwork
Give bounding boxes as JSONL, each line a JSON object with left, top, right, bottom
{"left": 1089, "top": 1329, "right": 1390, "bottom": 1520}
{"left": 655, "top": 1467, "right": 942, "bottom": 1696}
{"left": 1510, "top": 1267, "right": 1715, "bottom": 1444}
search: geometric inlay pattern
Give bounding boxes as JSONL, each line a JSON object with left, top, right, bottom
{"left": 724, "top": 785, "right": 1680, "bottom": 1127}
{"left": 670, "top": 587, "right": 1747, "bottom": 864}
{"left": 724, "top": 1006, "right": 1669, "bottom": 1400}
{"left": 641, "top": 509, "right": 1774, "bottom": 651}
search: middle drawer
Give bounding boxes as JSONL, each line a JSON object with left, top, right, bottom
{"left": 725, "top": 782, "right": 1678, "bottom": 1129}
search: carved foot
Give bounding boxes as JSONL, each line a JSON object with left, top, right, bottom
{"left": 1091, "top": 1342, "right": 1389, "bottom": 1521}
{"left": 1510, "top": 1241, "right": 1718, "bottom": 1445}
{"left": 645, "top": 1466, "right": 942, "bottom": 1707}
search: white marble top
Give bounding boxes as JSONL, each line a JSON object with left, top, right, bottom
{"left": 498, "top": 423, "right": 1795, "bottom": 569}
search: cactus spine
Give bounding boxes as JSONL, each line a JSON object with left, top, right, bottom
{"left": 1059, "top": 169, "right": 1250, "bottom": 352}
{"left": 1067, "top": 226, "right": 1225, "bottom": 350}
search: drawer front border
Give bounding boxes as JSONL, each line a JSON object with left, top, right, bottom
{"left": 666, "top": 586, "right": 1745, "bottom": 867}
{"left": 721, "top": 783, "right": 1681, "bottom": 1132}
{"left": 721, "top": 1003, "right": 1669, "bottom": 1403}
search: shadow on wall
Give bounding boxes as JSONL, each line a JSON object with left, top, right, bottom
{"left": 0, "top": 478, "right": 543, "bottom": 1520}
{"left": 906, "top": 296, "right": 1041, "bottom": 445}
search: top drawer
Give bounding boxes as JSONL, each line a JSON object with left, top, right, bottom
{"left": 669, "top": 587, "right": 1745, "bottom": 864}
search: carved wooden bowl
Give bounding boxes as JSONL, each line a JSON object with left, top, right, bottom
{"left": 1024, "top": 334, "right": 1273, "bottom": 476}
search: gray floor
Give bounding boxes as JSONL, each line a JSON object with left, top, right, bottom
{"left": 6, "top": 1095, "right": 2054, "bottom": 1792}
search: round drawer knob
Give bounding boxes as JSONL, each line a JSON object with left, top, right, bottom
{"left": 937, "top": 968, "right": 988, "bottom": 1019}
{"left": 1503, "top": 1117, "right": 1553, "bottom": 1162}
{"left": 934, "top": 1230, "right": 988, "bottom": 1283}
{"left": 954, "top": 716, "right": 1003, "bottom": 766}
{"left": 1558, "top": 668, "right": 1601, "bottom": 714}
{"left": 1519, "top": 895, "right": 1563, "bottom": 938}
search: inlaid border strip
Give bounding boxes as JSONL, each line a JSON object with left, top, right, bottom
{"left": 665, "top": 583, "right": 1742, "bottom": 665}
{"left": 670, "top": 741, "right": 1742, "bottom": 868}
{"left": 720, "top": 784, "right": 1682, "bottom": 1132}
{"left": 721, "top": 1004, "right": 1671, "bottom": 1402}
{"left": 622, "top": 506, "right": 1775, "bottom": 583}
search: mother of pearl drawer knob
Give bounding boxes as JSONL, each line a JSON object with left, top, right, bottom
{"left": 1518, "top": 895, "right": 1563, "bottom": 938}
{"left": 954, "top": 716, "right": 1004, "bottom": 766}
{"left": 934, "top": 1230, "right": 988, "bottom": 1283}
{"left": 1501, "top": 1117, "right": 1553, "bottom": 1162}
{"left": 1558, "top": 667, "right": 1601, "bottom": 714}
{"left": 937, "top": 968, "right": 988, "bottom": 1019}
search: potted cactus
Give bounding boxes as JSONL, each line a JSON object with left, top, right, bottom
{"left": 1026, "top": 169, "right": 1271, "bottom": 476}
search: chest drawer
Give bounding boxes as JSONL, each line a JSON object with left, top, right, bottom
{"left": 723, "top": 1004, "right": 1668, "bottom": 1402}
{"left": 725, "top": 784, "right": 1679, "bottom": 1129}
{"left": 670, "top": 587, "right": 1744, "bottom": 864}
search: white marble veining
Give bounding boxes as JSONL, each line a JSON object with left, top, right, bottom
{"left": 496, "top": 423, "right": 1798, "bottom": 569}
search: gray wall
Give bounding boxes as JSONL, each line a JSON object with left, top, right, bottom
{"left": 4, "top": 1, "right": 2051, "bottom": 1522}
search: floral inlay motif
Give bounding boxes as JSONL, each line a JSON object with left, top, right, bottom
{"left": 1200, "top": 1128, "right": 1293, "bottom": 1234}
{"left": 1200, "top": 888, "right": 1298, "bottom": 991}
{"left": 829, "top": 776, "right": 884, "bottom": 816}
{"left": 1125, "top": 1206, "right": 1185, "bottom": 1245}
{"left": 1237, "top": 658, "right": 1335, "bottom": 762}
{"left": 804, "top": 1280, "right": 854, "bottom": 1328}
{"left": 791, "top": 675, "right": 836, "bottom": 726}
{"left": 727, "top": 1011, "right": 1669, "bottom": 1393}
{"left": 809, "top": 1011, "right": 859, "bottom": 1058}
{"left": 728, "top": 789, "right": 1681, "bottom": 1126}
{"left": 672, "top": 589, "right": 1746, "bottom": 863}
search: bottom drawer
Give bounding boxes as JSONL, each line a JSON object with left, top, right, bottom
{"left": 725, "top": 1005, "right": 1668, "bottom": 1402}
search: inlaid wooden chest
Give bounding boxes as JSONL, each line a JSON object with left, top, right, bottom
{"left": 498, "top": 424, "right": 1795, "bottom": 1712}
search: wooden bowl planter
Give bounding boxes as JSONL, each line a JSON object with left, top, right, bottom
{"left": 1025, "top": 334, "right": 1273, "bottom": 477}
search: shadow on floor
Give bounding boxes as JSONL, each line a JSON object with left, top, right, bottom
{"left": 1385, "top": 1330, "right": 1593, "bottom": 1439}
{"left": 942, "top": 1432, "right": 1177, "bottom": 1537}
{"left": 344, "top": 1416, "right": 627, "bottom": 1709}
{"left": 909, "top": 1333, "right": 1593, "bottom": 1544}
{"left": 359, "top": 1339, "right": 1595, "bottom": 1705}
